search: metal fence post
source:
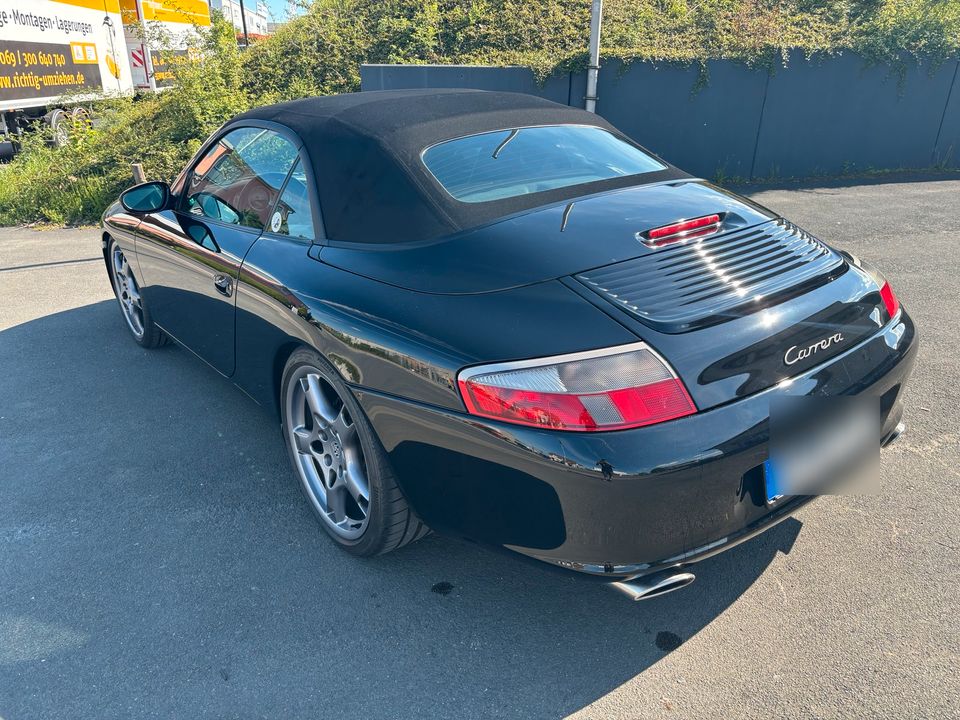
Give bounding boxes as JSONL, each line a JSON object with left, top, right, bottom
{"left": 585, "top": 0, "right": 602, "bottom": 112}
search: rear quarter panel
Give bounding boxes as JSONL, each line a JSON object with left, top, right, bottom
{"left": 232, "top": 234, "right": 641, "bottom": 413}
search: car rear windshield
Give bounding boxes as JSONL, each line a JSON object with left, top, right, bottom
{"left": 421, "top": 125, "right": 666, "bottom": 203}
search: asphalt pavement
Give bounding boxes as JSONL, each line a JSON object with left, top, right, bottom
{"left": 1, "top": 176, "right": 958, "bottom": 719}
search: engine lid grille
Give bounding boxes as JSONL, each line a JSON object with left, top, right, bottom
{"left": 575, "top": 219, "right": 846, "bottom": 333}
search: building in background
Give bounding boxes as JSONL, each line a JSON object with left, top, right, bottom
{"left": 208, "top": 0, "right": 270, "bottom": 37}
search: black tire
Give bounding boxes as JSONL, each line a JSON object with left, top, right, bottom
{"left": 106, "top": 236, "right": 167, "bottom": 349}
{"left": 280, "top": 348, "right": 429, "bottom": 556}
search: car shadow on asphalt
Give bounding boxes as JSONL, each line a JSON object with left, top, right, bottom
{"left": 0, "top": 300, "right": 803, "bottom": 719}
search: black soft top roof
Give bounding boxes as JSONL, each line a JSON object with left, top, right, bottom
{"left": 233, "top": 89, "right": 688, "bottom": 244}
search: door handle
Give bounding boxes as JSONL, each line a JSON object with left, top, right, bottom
{"left": 213, "top": 273, "right": 233, "bottom": 297}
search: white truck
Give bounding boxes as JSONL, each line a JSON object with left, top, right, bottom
{"left": 121, "top": 0, "right": 211, "bottom": 91}
{"left": 0, "top": 0, "right": 209, "bottom": 158}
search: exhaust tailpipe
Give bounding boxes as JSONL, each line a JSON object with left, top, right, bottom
{"left": 882, "top": 421, "right": 906, "bottom": 448}
{"left": 611, "top": 570, "right": 696, "bottom": 601}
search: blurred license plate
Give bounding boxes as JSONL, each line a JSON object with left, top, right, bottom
{"left": 765, "top": 396, "right": 880, "bottom": 503}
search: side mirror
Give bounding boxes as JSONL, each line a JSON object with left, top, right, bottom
{"left": 120, "top": 181, "right": 171, "bottom": 213}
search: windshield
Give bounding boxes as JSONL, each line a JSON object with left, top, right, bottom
{"left": 421, "top": 125, "right": 666, "bottom": 203}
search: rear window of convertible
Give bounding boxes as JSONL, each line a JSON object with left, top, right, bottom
{"left": 421, "top": 125, "right": 666, "bottom": 203}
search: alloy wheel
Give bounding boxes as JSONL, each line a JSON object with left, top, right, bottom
{"left": 286, "top": 366, "right": 371, "bottom": 540}
{"left": 111, "top": 246, "right": 145, "bottom": 338}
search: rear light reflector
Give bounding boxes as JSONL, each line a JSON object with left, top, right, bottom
{"left": 457, "top": 343, "right": 697, "bottom": 431}
{"left": 643, "top": 214, "right": 721, "bottom": 247}
{"left": 879, "top": 281, "right": 900, "bottom": 318}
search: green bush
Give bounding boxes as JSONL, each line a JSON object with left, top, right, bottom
{"left": 0, "top": 1, "right": 957, "bottom": 225}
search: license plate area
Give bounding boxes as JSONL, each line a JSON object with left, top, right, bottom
{"left": 765, "top": 396, "right": 880, "bottom": 502}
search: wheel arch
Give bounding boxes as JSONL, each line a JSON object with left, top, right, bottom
{"left": 271, "top": 340, "right": 367, "bottom": 414}
{"left": 272, "top": 340, "right": 310, "bottom": 416}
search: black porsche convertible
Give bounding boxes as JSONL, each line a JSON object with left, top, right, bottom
{"left": 102, "top": 90, "right": 917, "bottom": 600}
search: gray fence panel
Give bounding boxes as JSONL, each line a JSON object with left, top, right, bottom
{"left": 360, "top": 64, "right": 571, "bottom": 104}
{"left": 933, "top": 61, "right": 960, "bottom": 168}
{"left": 361, "top": 56, "right": 959, "bottom": 179}
{"left": 753, "top": 51, "right": 957, "bottom": 178}
{"left": 595, "top": 59, "right": 767, "bottom": 180}
{"left": 568, "top": 69, "right": 588, "bottom": 110}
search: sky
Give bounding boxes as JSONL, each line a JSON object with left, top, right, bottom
{"left": 262, "top": 0, "right": 303, "bottom": 22}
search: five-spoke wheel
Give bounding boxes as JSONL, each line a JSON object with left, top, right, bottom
{"left": 111, "top": 245, "right": 145, "bottom": 338}
{"left": 281, "top": 349, "right": 429, "bottom": 555}
{"left": 287, "top": 366, "right": 371, "bottom": 539}
{"left": 107, "top": 237, "right": 166, "bottom": 348}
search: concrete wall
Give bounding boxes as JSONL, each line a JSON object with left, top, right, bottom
{"left": 361, "top": 55, "right": 960, "bottom": 180}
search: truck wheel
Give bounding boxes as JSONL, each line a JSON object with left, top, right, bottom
{"left": 46, "top": 109, "right": 69, "bottom": 147}
{"left": 70, "top": 107, "right": 92, "bottom": 131}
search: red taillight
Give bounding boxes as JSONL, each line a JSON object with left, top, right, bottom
{"left": 457, "top": 344, "right": 697, "bottom": 432}
{"left": 879, "top": 281, "right": 900, "bottom": 318}
{"left": 644, "top": 214, "right": 721, "bottom": 247}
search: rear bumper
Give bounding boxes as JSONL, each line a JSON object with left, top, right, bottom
{"left": 355, "top": 309, "right": 918, "bottom": 580}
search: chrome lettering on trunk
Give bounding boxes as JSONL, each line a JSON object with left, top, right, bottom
{"left": 784, "top": 332, "right": 845, "bottom": 366}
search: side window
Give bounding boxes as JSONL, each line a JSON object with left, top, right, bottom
{"left": 269, "top": 159, "right": 316, "bottom": 240}
{"left": 185, "top": 127, "right": 299, "bottom": 231}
